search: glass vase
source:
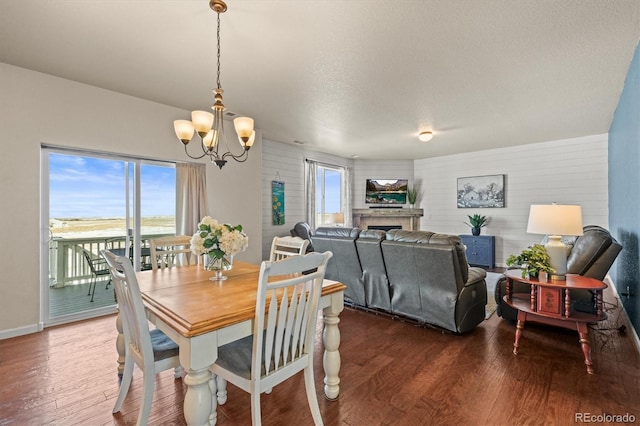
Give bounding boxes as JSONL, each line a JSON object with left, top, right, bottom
{"left": 203, "top": 253, "right": 234, "bottom": 281}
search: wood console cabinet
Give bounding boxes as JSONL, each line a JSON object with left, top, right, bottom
{"left": 459, "top": 235, "right": 495, "bottom": 268}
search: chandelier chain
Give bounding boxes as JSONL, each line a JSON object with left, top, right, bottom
{"left": 216, "top": 11, "right": 221, "bottom": 90}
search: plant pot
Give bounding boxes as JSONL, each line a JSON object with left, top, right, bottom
{"left": 471, "top": 227, "right": 481, "bottom": 236}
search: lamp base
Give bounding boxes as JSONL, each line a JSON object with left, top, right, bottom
{"left": 545, "top": 235, "right": 568, "bottom": 278}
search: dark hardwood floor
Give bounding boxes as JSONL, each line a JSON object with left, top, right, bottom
{"left": 1, "top": 287, "right": 639, "bottom": 425}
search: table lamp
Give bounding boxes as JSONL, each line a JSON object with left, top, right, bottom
{"left": 526, "top": 204, "right": 583, "bottom": 280}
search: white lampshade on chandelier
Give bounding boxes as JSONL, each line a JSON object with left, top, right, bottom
{"left": 173, "top": 0, "right": 255, "bottom": 169}
{"left": 526, "top": 204, "right": 583, "bottom": 280}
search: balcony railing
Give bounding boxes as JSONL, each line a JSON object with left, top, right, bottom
{"left": 49, "top": 234, "right": 172, "bottom": 288}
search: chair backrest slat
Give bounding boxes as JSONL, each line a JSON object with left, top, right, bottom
{"left": 253, "top": 251, "right": 332, "bottom": 381}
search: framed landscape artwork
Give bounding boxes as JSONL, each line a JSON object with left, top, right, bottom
{"left": 457, "top": 174, "right": 505, "bottom": 208}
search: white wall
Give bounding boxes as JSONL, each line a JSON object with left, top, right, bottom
{"left": 261, "top": 139, "right": 352, "bottom": 259}
{"left": 0, "top": 63, "right": 262, "bottom": 337}
{"left": 414, "top": 134, "right": 609, "bottom": 266}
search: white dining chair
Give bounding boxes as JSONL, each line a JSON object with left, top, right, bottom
{"left": 101, "top": 250, "right": 182, "bottom": 426}
{"left": 149, "top": 235, "right": 194, "bottom": 270}
{"left": 211, "top": 251, "right": 332, "bottom": 426}
{"left": 269, "top": 236, "right": 310, "bottom": 261}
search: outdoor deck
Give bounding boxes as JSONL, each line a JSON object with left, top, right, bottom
{"left": 48, "top": 233, "right": 170, "bottom": 318}
{"left": 49, "top": 280, "right": 116, "bottom": 317}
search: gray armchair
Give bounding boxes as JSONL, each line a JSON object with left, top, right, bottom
{"left": 289, "top": 222, "right": 314, "bottom": 253}
{"left": 495, "top": 225, "right": 622, "bottom": 320}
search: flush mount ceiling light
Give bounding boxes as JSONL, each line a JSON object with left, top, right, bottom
{"left": 173, "top": 0, "right": 255, "bottom": 169}
{"left": 418, "top": 131, "right": 433, "bottom": 142}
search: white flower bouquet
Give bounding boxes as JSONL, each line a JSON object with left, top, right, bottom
{"left": 190, "top": 216, "right": 248, "bottom": 266}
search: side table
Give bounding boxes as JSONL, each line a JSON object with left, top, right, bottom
{"left": 459, "top": 235, "right": 495, "bottom": 268}
{"left": 503, "top": 270, "right": 607, "bottom": 374}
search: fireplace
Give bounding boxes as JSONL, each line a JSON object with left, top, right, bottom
{"left": 352, "top": 208, "right": 424, "bottom": 231}
{"left": 367, "top": 225, "right": 402, "bottom": 232}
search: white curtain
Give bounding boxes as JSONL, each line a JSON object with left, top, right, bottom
{"left": 176, "top": 162, "right": 208, "bottom": 236}
{"left": 304, "top": 159, "right": 317, "bottom": 230}
{"left": 343, "top": 166, "right": 352, "bottom": 227}
{"left": 305, "top": 159, "right": 352, "bottom": 229}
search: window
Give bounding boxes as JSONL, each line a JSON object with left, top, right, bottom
{"left": 316, "top": 165, "right": 345, "bottom": 226}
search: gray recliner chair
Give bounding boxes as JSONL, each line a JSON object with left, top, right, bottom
{"left": 495, "top": 225, "right": 622, "bottom": 320}
{"left": 289, "top": 222, "right": 314, "bottom": 253}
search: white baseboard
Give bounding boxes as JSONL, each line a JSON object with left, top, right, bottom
{"left": 605, "top": 275, "right": 640, "bottom": 354}
{"left": 0, "top": 323, "right": 42, "bottom": 340}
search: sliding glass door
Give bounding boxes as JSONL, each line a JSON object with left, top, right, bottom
{"left": 42, "top": 148, "right": 176, "bottom": 326}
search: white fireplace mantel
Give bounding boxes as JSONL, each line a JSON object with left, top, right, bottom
{"left": 352, "top": 208, "right": 424, "bottom": 231}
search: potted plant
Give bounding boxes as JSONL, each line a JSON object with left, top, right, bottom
{"left": 407, "top": 186, "right": 419, "bottom": 208}
{"left": 506, "top": 244, "right": 554, "bottom": 279}
{"left": 464, "top": 214, "right": 489, "bottom": 236}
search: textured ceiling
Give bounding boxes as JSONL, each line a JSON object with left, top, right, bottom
{"left": 0, "top": 0, "right": 638, "bottom": 159}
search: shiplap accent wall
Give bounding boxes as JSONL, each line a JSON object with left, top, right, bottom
{"left": 414, "top": 134, "right": 608, "bottom": 266}
{"left": 261, "top": 139, "right": 353, "bottom": 259}
{"left": 352, "top": 160, "right": 415, "bottom": 209}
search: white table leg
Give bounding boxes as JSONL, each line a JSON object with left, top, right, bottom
{"left": 216, "top": 375, "right": 227, "bottom": 404}
{"left": 208, "top": 374, "right": 227, "bottom": 425}
{"left": 322, "top": 294, "right": 344, "bottom": 400}
{"left": 183, "top": 367, "right": 213, "bottom": 426}
{"left": 209, "top": 374, "right": 218, "bottom": 425}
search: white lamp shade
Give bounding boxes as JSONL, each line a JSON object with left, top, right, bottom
{"left": 233, "top": 117, "right": 254, "bottom": 139}
{"left": 173, "top": 120, "right": 195, "bottom": 142}
{"left": 203, "top": 130, "right": 216, "bottom": 148}
{"left": 191, "top": 110, "right": 214, "bottom": 135}
{"left": 240, "top": 130, "right": 256, "bottom": 148}
{"left": 526, "top": 204, "right": 584, "bottom": 236}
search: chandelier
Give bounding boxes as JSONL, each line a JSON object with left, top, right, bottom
{"left": 173, "top": 0, "right": 255, "bottom": 169}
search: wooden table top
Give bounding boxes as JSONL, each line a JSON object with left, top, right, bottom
{"left": 506, "top": 269, "right": 607, "bottom": 290}
{"left": 136, "top": 260, "right": 346, "bottom": 338}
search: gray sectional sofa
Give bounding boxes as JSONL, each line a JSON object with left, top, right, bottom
{"left": 311, "top": 227, "right": 488, "bottom": 333}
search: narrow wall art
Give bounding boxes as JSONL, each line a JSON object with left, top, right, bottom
{"left": 272, "top": 180, "right": 285, "bottom": 225}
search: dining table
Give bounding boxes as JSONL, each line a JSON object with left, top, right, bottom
{"left": 114, "top": 260, "right": 346, "bottom": 426}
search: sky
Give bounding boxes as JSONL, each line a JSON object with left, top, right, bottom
{"left": 49, "top": 153, "right": 176, "bottom": 218}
